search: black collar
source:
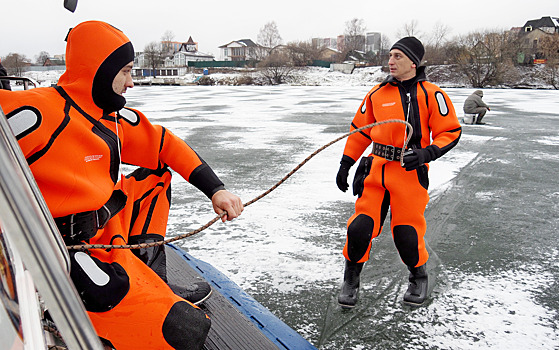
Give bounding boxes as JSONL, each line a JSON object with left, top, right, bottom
{"left": 380, "top": 66, "right": 427, "bottom": 88}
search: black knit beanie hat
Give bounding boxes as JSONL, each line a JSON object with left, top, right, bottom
{"left": 391, "top": 36, "right": 424, "bottom": 67}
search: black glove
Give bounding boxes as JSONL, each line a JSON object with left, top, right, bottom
{"left": 402, "top": 146, "right": 441, "bottom": 171}
{"left": 336, "top": 157, "right": 355, "bottom": 192}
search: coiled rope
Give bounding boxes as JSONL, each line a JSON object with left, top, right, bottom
{"left": 67, "top": 119, "right": 412, "bottom": 250}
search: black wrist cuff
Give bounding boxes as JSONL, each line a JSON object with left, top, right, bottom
{"left": 189, "top": 163, "right": 225, "bottom": 199}
{"left": 340, "top": 155, "right": 356, "bottom": 168}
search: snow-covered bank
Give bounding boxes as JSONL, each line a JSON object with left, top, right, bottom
{"left": 22, "top": 64, "right": 555, "bottom": 89}
{"left": 22, "top": 66, "right": 388, "bottom": 87}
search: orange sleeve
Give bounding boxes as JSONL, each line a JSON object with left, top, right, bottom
{"left": 342, "top": 89, "right": 376, "bottom": 162}
{"left": 426, "top": 86, "right": 462, "bottom": 155}
{"left": 118, "top": 108, "right": 223, "bottom": 198}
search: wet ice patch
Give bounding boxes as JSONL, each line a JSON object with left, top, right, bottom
{"left": 528, "top": 152, "right": 559, "bottom": 161}
{"left": 429, "top": 151, "right": 477, "bottom": 199}
{"left": 415, "top": 266, "right": 558, "bottom": 350}
{"left": 475, "top": 191, "right": 496, "bottom": 201}
{"left": 536, "top": 136, "right": 559, "bottom": 146}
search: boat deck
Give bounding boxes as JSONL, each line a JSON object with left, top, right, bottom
{"left": 166, "top": 245, "right": 316, "bottom": 350}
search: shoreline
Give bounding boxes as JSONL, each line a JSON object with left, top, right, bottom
{"left": 21, "top": 65, "right": 555, "bottom": 90}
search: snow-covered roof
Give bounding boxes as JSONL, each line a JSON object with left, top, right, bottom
{"left": 174, "top": 51, "right": 214, "bottom": 59}
{"left": 218, "top": 39, "right": 258, "bottom": 48}
{"left": 524, "top": 16, "right": 559, "bottom": 30}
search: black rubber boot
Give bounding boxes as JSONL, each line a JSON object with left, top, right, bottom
{"left": 168, "top": 281, "right": 213, "bottom": 306}
{"left": 403, "top": 264, "right": 428, "bottom": 305}
{"left": 131, "top": 235, "right": 212, "bottom": 305}
{"left": 338, "top": 260, "right": 364, "bottom": 308}
{"left": 476, "top": 111, "right": 486, "bottom": 124}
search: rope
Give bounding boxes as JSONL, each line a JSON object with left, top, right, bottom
{"left": 67, "top": 119, "right": 412, "bottom": 250}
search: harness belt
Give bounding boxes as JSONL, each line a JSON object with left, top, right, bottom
{"left": 55, "top": 190, "right": 127, "bottom": 243}
{"left": 372, "top": 142, "right": 404, "bottom": 161}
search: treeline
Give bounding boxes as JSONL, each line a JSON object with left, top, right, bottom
{"left": 265, "top": 28, "right": 559, "bottom": 88}
{"left": 3, "top": 24, "right": 559, "bottom": 89}
{"left": 248, "top": 19, "right": 559, "bottom": 88}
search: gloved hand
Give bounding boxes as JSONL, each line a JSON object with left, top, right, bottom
{"left": 336, "top": 158, "right": 354, "bottom": 192}
{"left": 402, "top": 146, "right": 441, "bottom": 171}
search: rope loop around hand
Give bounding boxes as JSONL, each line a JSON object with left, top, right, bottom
{"left": 66, "top": 119, "right": 412, "bottom": 250}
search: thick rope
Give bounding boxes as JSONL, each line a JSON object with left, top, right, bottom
{"left": 67, "top": 119, "right": 412, "bottom": 250}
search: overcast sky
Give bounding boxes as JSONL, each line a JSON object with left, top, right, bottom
{"left": 2, "top": 0, "right": 557, "bottom": 61}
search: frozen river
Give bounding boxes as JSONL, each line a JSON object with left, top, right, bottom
{"left": 124, "top": 85, "right": 559, "bottom": 349}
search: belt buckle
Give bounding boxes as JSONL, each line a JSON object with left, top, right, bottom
{"left": 385, "top": 145, "right": 395, "bottom": 161}
{"left": 97, "top": 206, "right": 111, "bottom": 229}
{"left": 68, "top": 214, "right": 78, "bottom": 240}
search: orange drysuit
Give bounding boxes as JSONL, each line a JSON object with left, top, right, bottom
{"left": 0, "top": 21, "right": 220, "bottom": 349}
{"left": 340, "top": 69, "right": 461, "bottom": 268}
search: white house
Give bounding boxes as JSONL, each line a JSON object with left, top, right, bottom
{"left": 165, "top": 37, "right": 214, "bottom": 67}
{"left": 135, "top": 36, "right": 214, "bottom": 70}
{"left": 219, "top": 39, "right": 259, "bottom": 61}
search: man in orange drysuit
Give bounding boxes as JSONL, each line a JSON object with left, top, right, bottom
{"left": 335, "top": 37, "right": 461, "bottom": 307}
{"left": 0, "top": 21, "right": 243, "bottom": 349}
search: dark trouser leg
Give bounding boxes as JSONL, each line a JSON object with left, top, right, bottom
{"left": 475, "top": 108, "right": 487, "bottom": 124}
{"left": 84, "top": 248, "right": 211, "bottom": 349}
{"left": 129, "top": 234, "right": 168, "bottom": 281}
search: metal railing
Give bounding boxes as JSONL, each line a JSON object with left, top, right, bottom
{"left": 0, "top": 103, "right": 103, "bottom": 349}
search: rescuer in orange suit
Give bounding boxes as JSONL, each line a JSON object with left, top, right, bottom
{"left": 0, "top": 21, "right": 243, "bottom": 349}
{"left": 335, "top": 37, "right": 461, "bottom": 308}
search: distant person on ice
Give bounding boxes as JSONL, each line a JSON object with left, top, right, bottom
{"left": 0, "top": 58, "right": 12, "bottom": 90}
{"left": 463, "top": 90, "right": 490, "bottom": 125}
{"left": 0, "top": 20, "right": 244, "bottom": 349}
{"left": 335, "top": 36, "right": 462, "bottom": 308}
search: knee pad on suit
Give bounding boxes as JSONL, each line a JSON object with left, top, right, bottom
{"left": 162, "top": 301, "right": 211, "bottom": 350}
{"left": 393, "top": 225, "right": 420, "bottom": 267}
{"left": 69, "top": 251, "right": 130, "bottom": 312}
{"left": 347, "top": 214, "right": 374, "bottom": 262}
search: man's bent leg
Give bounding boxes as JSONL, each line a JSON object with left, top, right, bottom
{"left": 474, "top": 107, "right": 487, "bottom": 124}
{"left": 119, "top": 166, "right": 211, "bottom": 305}
{"left": 85, "top": 249, "right": 210, "bottom": 350}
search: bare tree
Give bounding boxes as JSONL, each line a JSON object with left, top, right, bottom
{"left": 35, "top": 51, "right": 50, "bottom": 65}
{"left": 144, "top": 42, "right": 164, "bottom": 77}
{"left": 161, "top": 30, "right": 176, "bottom": 53}
{"left": 447, "top": 29, "right": 512, "bottom": 87}
{"left": 258, "top": 49, "right": 295, "bottom": 84}
{"left": 344, "top": 18, "right": 367, "bottom": 53}
{"left": 3, "top": 53, "right": 31, "bottom": 76}
{"left": 539, "top": 33, "right": 559, "bottom": 89}
{"left": 374, "top": 34, "right": 392, "bottom": 65}
{"left": 428, "top": 22, "right": 451, "bottom": 48}
{"left": 257, "top": 21, "right": 283, "bottom": 58}
{"left": 286, "top": 40, "right": 321, "bottom": 66}
{"left": 397, "top": 20, "right": 422, "bottom": 39}
{"left": 161, "top": 30, "right": 175, "bottom": 42}
{"left": 424, "top": 22, "right": 452, "bottom": 65}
